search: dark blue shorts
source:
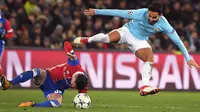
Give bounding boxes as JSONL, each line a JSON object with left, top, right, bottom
{"left": 39, "top": 71, "right": 65, "bottom": 98}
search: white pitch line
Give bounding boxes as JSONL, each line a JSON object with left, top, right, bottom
{"left": 98, "top": 104, "right": 186, "bottom": 110}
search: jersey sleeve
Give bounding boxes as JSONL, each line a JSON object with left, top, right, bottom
{"left": 4, "top": 20, "right": 14, "bottom": 38}
{"left": 95, "top": 8, "right": 148, "bottom": 20}
{"left": 162, "top": 17, "right": 191, "bottom": 62}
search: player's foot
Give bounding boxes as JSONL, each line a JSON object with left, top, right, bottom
{"left": 139, "top": 85, "right": 160, "bottom": 96}
{"left": 1, "top": 75, "right": 12, "bottom": 90}
{"left": 74, "top": 37, "right": 89, "bottom": 45}
{"left": 64, "top": 41, "right": 77, "bottom": 59}
{"left": 18, "top": 101, "right": 35, "bottom": 107}
{"left": 64, "top": 41, "right": 73, "bottom": 53}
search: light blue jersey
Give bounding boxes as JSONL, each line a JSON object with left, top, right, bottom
{"left": 95, "top": 8, "right": 191, "bottom": 61}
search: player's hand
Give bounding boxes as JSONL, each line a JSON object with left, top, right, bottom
{"left": 84, "top": 9, "right": 95, "bottom": 16}
{"left": 187, "top": 59, "right": 200, "bottom": 70}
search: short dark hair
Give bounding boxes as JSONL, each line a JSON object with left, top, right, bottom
{"left": 76, "top": 74, "right": 88, "bottom": 90}
{"left": 148, "top": 1, "right": 163, "bottom": 15}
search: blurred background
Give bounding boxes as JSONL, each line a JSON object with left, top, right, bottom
{"left": 1, "top": 0, "right": 200, "bottom": 53}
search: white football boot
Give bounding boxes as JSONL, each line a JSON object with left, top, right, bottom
{"left": 140, "top": 85, "right": 160, "bottom": 96}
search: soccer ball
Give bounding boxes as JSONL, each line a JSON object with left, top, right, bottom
{"left": 73, "top": 93, "right": 91, "bottom": 109}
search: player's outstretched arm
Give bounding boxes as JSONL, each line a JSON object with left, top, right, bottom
{"left": 163, "top": 18, "right": 200, "bottom": 70}
{"left": 169, "top": 33, "right": 200, "bottom": 70}
{"left": 84, "top": 8, "right": 146, "bottom": 19}
{"left": 187, "top": 60, "right": 200, "bottom": 70}
{"left": 167, "top": 32, "right": 200, "bottom": 70}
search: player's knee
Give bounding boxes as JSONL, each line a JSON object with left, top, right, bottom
{"left": 32, "top": 68, "right": 42, "bottom": 77}
{"left": 108, "top": 31, "right": 121, "bottom": 43}
{"left": 144, "top": 55, "right": 154, "bottom": 63}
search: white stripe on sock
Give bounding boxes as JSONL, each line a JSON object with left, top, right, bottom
{"left": 32, "top": 70, "right": 37, "bottom": 77}
{"left": 50, "top": 101, "right": 59, "bottom": 107}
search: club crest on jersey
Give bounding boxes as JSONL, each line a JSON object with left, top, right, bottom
{"left": 0, "top": 22, "right": 3, "bottom": 28}
{"left": 154, "top": 28, "right": 159, "bottom": 32}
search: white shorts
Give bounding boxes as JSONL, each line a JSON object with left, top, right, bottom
{"left": 113, "top": 27, "right": 151, "bottom": 53}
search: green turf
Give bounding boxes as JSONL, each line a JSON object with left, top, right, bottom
{"left": 0, "top": 89, "right": 199, "bottom": 112}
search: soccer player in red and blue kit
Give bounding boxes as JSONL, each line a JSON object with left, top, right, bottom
{"left": 0, "top": 42, "right": 88, "bottom": 107}
{"left": 0, "top": 9, "right": 14, "bottom": 75}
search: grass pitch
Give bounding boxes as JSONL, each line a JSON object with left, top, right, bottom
{"left": 0, "top": 89, "right": 199, "bottom": 112}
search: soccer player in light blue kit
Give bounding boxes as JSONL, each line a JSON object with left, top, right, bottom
{"left": 74, "top": 1, "right": 200, "bottom": 96}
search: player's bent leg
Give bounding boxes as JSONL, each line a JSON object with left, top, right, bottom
{"left": 47, "top": 93, "right": 62, "bottom": 106}
{"left": 18, "top": 93, "right": 62, "bottom": 108}
{"left": 1, "top": 68, "right": 44, "bottom": 90}
{"left": 135, "top": 48, "right": 154, "bottom": 86}
{"left": 74, "top": 30, "right": 121, "bottom": 44}
{"left": 10, "top": 68, "right": 43, "bottom": 85}
{"left": 33, "top": 93, "right": 62, "bottom": 107}
{"left": 74, "top": 33, "right": 110, "bottom": 44}
{"left": 135, "top": 48, "right": 160, "bottom": 96}
{"left": 107, "top": 31, "right": 121, "bottom": 43}
{"left": 33, "top": 69, "right": 46, "bottom": 87}
{"left": 135, "top": 48, "right": 154, "bottom": 62}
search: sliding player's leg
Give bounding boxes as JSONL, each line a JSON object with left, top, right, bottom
{"left": 18, "top": 93, "right": 62, "bottom": 108}
{"left": 18, "top": 71, "right": 63, "bottom": 107}
{"left": 1, "top": 68, "right": 44, "bottom": 90}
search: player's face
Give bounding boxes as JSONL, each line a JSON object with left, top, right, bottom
{"left": 148, "top": 11, "right": 161, "bottom": 25}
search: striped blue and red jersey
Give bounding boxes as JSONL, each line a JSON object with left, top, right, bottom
{"left": 46, "top": 59, "right": 87, "bottom": 93}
